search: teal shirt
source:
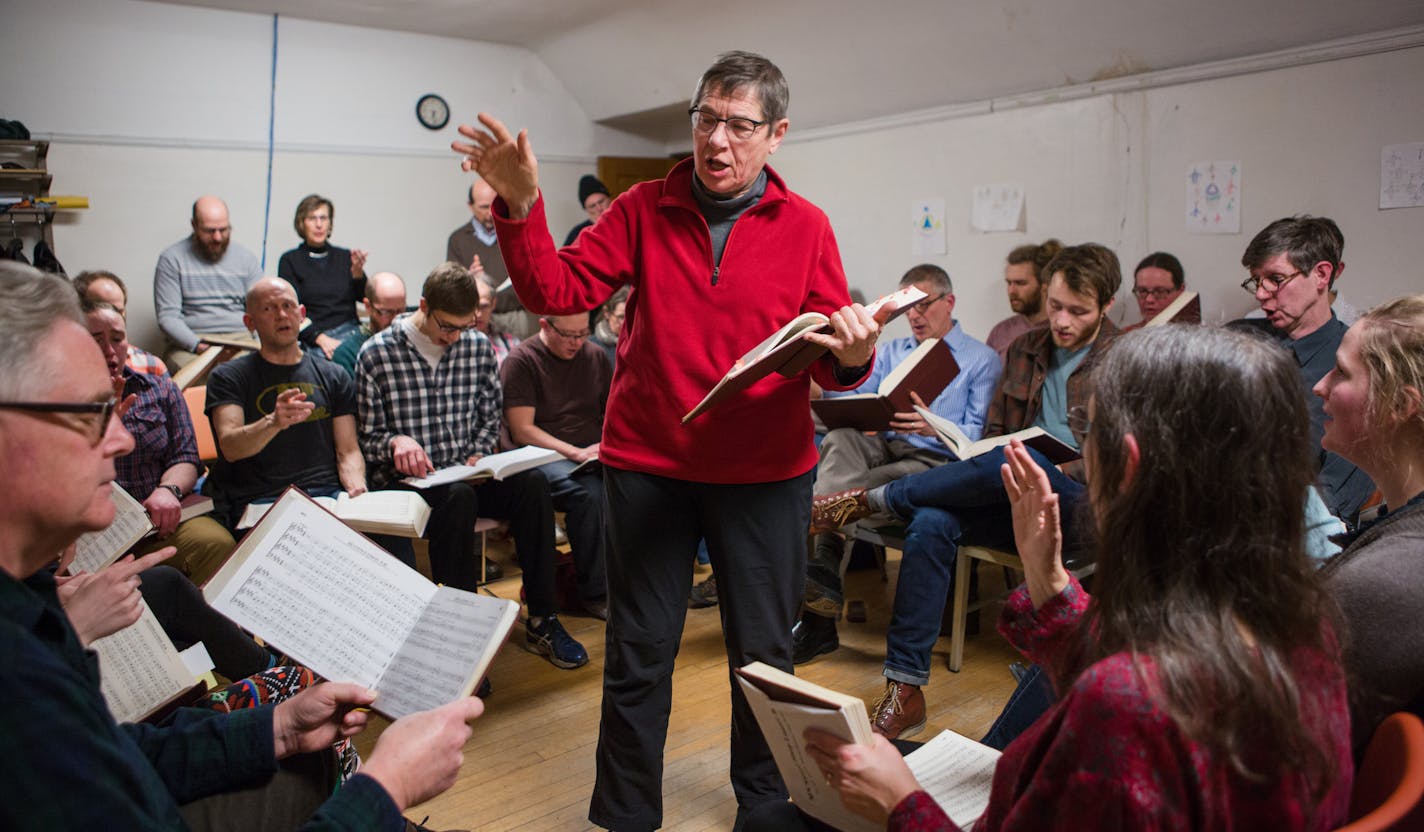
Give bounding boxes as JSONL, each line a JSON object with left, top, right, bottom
{"left": 1033, "top": 343, "right": 1090, "bottom": 449}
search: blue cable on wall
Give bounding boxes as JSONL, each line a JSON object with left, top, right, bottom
{"left": 260, "top": 13, "right": 278, "bottom": 272}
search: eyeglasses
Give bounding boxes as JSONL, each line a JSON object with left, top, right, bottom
{"left": 1131, "top": 287, "right": 1178, "bottom": 300}
{"left": 430, "top": 311, "right": 478, "bottom": 335}
{"left": 1240, "top": 270, "right": 1304, "bottom": 295}
{"left": 547, "top": 322, "right": 592, "bottom": 340}
{"left": 908, "top": 294, "right": 947, "bottom": 314}
{"left": 689, "top": 108, "right": 766, "bottom": 142}
{"left": 1067, "top": 405, "right": 1092, "bottom": 447}
{"left": 369, "top": 305, "right": 404, "bottom": 319}
{"left": 0, "top": 398, "right": 118, "bottom": 444}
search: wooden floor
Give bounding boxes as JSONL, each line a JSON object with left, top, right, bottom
{"left": 355, "top": 544, "right": 1021, "bottom": 831}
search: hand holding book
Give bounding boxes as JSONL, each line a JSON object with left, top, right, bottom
{"left": 805, "top": 728, "right": 924, "bottom": 826}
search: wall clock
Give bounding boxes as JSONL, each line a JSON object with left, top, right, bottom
{"left": 416, "top": 93, "right": 450, "bottom": 130}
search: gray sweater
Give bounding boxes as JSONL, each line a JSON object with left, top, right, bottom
{"left": 152, "top": 237, "right": 262, "bottom": 350}
{"left": 1321, "top": 496, "right": 1424, "bottom": 751}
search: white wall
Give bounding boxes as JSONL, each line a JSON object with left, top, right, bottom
{"left": 772, "top": 44, "right": 1424, "bottom": 341}
{"left": 1, "top": 0, "right": 660, "bottom": 352}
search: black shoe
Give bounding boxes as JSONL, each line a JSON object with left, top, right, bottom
{"left": 476, "top": 677, "right": 492, "bottom": 697}
{"left": 483, "top": 559, "right": 503, "bottom": 582}
{"left": 791, "top": 613, "right": 839, "bottom": 665}
{"left": 688, "top": 575, "right": 718, "bottom": 608}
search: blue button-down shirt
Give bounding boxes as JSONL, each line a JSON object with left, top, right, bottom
{"left": 827, "top": 321, "right": 1002, "bottom": 454}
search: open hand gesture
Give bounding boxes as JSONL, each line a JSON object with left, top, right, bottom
{"left": 999, "top": 439, "right": 1070, "bottom": 608}
{"left": 451, "top": 113, "right": 540, "bottom": 218}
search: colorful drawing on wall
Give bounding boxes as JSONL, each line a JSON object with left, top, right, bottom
{"left": 912, "top": 197, "right": 947, "bottom": 255}
{"left": 970, "top": 184, "right": 1024, "bottom": 233}
{"left": 1186, "top": 161, "right": 1241, "bottom": 234}
{"left": 1380, "top": 142, "right": 1424, "bottom": 210}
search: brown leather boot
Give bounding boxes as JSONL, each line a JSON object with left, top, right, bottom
{"left": 809, "top": 488, "right": 873, "bottom": 534}
{"left": 870, "top": 680, "right": 926, "bottom": 740}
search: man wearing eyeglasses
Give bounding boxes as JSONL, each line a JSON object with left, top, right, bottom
{"left": 794, "top": 264, "right": 1001, "bottom": 665}
{"left": 205, "top": 278, "right": 368, "bottom": 533}
{"left": 1229, "top": 215, "right": 1374, "bottom": 523}
{"left": 452, "top": 51, "right": 880, "bottom": 829}
{"left": 355, "top": 262, "right": 586, "bottom": 670}
{"left": 499, "top": 311, "right": 612, "bottom": 620}
{"left": 330, "top": 271, "right": 408, "bottom": 376}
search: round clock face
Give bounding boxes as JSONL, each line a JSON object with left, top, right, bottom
{"left": 417, "top": 93, "right": 450, "bottom": 130}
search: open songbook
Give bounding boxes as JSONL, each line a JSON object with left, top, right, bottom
{"left": 235, "top": 489, "right": 432, "bottom": 538}
{"left": 736, "top": 662, "right": 1000, "bottom": 831}
{"left": 914, "top": 406, "right": 1080, "bottom": 465}
{"left": 93, "top": 600, "right": 212, "bottom": 724}
{"left": 204, "top": 488, "right": 520, "bottom": 720}
{"left": 401, "top": 445, "right": 565, "bottom": 489}
{"left": 683, "top": 286, "right": 929, "bottom": 424}
{"left": 70, "top": 484, "right": 214, "bottom": 576}
{"left": 812, "top": 337, "right": 959, "bottom": 431}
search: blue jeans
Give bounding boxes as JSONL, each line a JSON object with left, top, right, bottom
{"left": 880, "top": 448, "right": 1084, "bottom": 686}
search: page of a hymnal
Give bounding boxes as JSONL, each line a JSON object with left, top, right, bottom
{"left": 904, "top": 729, "right": 1002, "bottom": 828}
{"left": 735, "top": 677, "right": 881, "bottom": 832}
{"left": 93, "top": 600, "right": 196, "bottom": 724}
{"left": 375, "top": 585, "right": 517, "bottom": 719}
{"left": 72, "top": 484, "right": 152, "bottom": 575}
{"left": 206, "top": 492, "right": 433, "bottom": 694}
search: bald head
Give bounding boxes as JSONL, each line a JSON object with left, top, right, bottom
{"left": 246, "top": 277, "right": 298, "bottom": 312}
{"left": 190, "top": 195, "right": 232, "bottom": 262}
{"left": 468, "top": 180, "right": 496, "bottom": 229}
{"left": 364, "top": 271, "right": 408, "bottom": 334}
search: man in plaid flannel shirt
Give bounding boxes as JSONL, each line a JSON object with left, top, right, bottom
{"left": 356, "top": 261, "right": 588, "bottom": 670}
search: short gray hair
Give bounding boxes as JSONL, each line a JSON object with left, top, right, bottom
{"left": 692, "top": 51, "right": 789, "bottom": 125}
{"left": 0, "top": 262, "right": 84, "bottom": 399}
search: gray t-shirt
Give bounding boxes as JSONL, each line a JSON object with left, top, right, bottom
{"left": 153, "top": 237, "right": 262, "bottom": 350}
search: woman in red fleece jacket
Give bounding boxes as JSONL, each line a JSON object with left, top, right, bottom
{"left": 797, "top": 325, "right": 1354, "bottom": 831}
{"left": 453, "top": 51, "right": 883, "bottom": 831}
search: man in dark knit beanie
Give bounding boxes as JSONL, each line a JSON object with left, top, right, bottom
{"left": 563, "top": 174, "right": 612, "bottom": 246}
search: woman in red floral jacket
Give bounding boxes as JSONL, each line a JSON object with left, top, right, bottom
{"left": 805, "top": 324, "right": 1355, "bottom": 831}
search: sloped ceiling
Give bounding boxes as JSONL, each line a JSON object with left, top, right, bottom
{"left": 160, "top": 0, "right": 1424, "bottom": 140}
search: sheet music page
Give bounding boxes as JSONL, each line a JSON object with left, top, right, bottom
{"left": 374, "top": 586, "right": 516, "bottom": 719}
{"left": 72, "top": 484, "right": 152, "bottom": 575}
{"left": 207, "top": 495, "right": 434, "bottom": 690}
{"left": 904, "top": 729, "right": 1002, "bottom": 828}
{"left": 93, "top": 600, "right": 193, "bottom": 724}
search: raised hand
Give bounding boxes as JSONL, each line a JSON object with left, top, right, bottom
{"left": 270, "top": 387, "right": 315, "bottom": 430}
{"left": 999, "top": 438, "right": 1070, "bottom": 607}
{"left": 350, "top": 248, "right": 369, "bottom": 279}
{"left": 450, "top": 113, "right": 540, "bottom": 218}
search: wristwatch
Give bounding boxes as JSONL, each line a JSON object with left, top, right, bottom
{"left": 159, "top": 484, "right": 184, "bottom": 501}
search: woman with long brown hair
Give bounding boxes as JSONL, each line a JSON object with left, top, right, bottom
{"left": 1316, "top": 294, "right": 1424, "bottom": 752}
{"left": 800, "top": 325, "right": 1354, "bottom": 830}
